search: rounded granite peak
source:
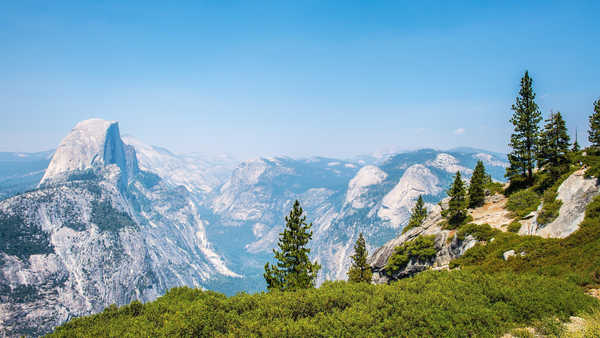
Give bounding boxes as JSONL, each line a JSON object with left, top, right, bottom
{"left": 39, "top": 118, "right": 135, "bottom": 186}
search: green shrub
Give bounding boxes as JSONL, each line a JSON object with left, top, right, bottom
{"left": 506, "top": 189, "right": 540, "bottom": 219}
{"left": 385, "top": 235, "right": 437, "bottom": 275}
{"left": 485, "top": 181, "right": 505, "bottom": 196}
{"left": 537, "top": 189, "right": 562, "bottom": 225}
{"left": 442, "top": 214, "right": 473, "bottom": 230}
{"left": 506, "top": 221, "right": 522, "bottom": 233}
{"left": 452, "top": 195, "right": 600, "bottom": 289}
{"left": 48, "top": 271, "right": 597, "bottom": 338}
{"left": 456, "top": 223, "right": 497, "bottom": 242}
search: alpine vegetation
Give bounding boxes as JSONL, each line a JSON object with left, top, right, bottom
{"left": 346, "top": 233, "right": 372, "bottom": 283}
{"left": 264, "top": 200, "right": 321, "bottom": 291}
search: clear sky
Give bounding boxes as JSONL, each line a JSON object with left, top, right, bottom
{"left": 1, "top": 1, "right": 599, "bottom": 160}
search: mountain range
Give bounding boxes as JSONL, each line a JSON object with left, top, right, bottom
{"left": 0, "top": 119, "right": 509, "bottom": 336}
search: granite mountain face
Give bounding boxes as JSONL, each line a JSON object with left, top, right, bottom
{"left": 0, "top": 119, "right": 238, "bottom": 336}
{"left": 0, "top": 119, "right": 509, "bottom": 335}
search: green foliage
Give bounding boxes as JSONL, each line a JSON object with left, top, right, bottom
{"left": 506, "top": 221, "right": 522, "bottom": 233}
{"left": 533, "top": 317, "right": 564, "bottom": 336}
{"left": 347, "top": 233, "right": 372, "bottom": 283}
{"left": 385, "top": 235, "right": 437, "bottom": 275}
{"left": 264, "top": 200, "right": 321, "bottom": 291}
{"left": 537, "top": 189, "right": 563, "bottom": 225}
{"left": 0, "top": 210, "right": 53, "bottom": 260}
{"left": 588, "top": 98, "right": 600, "bottom": 149}
{"left": 468, "top": 161, "right": 487, "bottom": 208}
{"left": 452, "top": 194, "right": 600, "bottom": 289}
{"left": 537, "top": 111, "right": 571, "bottom": 181}
{"left": 485, "top": 181, "right": 504, "bottom": 195}
{"left": 442, "top": 215, "right": 473, "bottom": 230}
{"left": 447, "top": 171, "right": 467, "bottom": 226}
{"left": 566, "top": 307, "right": 600, "bottom": 337}
{"left": 506, "top": 189, "right": 540, "bottom": 219}
{"left": 457, "top": 223, "right": 496, "bottom": 242}
{"left": 48, "top": 271, "right": 596, "bottom": 337}
{"left": 402, "top": 195, "right": 427, "bottom": 234}
{"left": 507, "top": 71, "right": 542, "bottom": 185}
{"left": 90, "top": 200, "right": 136, "bottom": 232}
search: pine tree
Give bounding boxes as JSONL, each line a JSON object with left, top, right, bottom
{"left": 537, "top": 111, "right": 570, "bottom": 179}
{"left": 447, "top": 171, "right": 467, "bottom": 226}
{"left": 589, "top": 99, "right": 600, "bottom": 151}
{"left": 402, "top": 195, "right": 427, "bottom": 234}
{"left": 468, "top": 161, "right": 486, "bottom": 208}
{"left": 572, "top": 128, "right": 580, "bottom": 152}
{"left": 507, "top": 71, "right": 542, "bottom": 185}
{"left": 347, "top": 233, "right": 372, "bottom": 283}
{"left": 264, "top": 200, "right": 321, "bottom": 291}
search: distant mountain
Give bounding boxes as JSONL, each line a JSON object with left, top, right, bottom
{"left": 0, "top": 119, "right": 238, "bottom": 336}
{"left": 0, "top": 150, "right": 53, "bottom": 200}
{"left": 207, "top": 148, "right": 509, "bottom": 286}
{"left": 0, "top": 119, "right": 510, "bottom": 335}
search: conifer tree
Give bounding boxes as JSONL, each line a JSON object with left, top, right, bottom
{"left": 347, "top": 233, "right": 372, "bottom": 283}
{"left": 468, "top": 161, "right": 486, "bottom": 208}
{"left": 402, "top": 195, "right": 427, "bottom": 234}
{"left": 572, "top": 128, "right": 580, "bottom": 152}
{"left": 537, "top": 111, "right": 570, "bottom": 178}
{"left": 264, "top": 200, "right": 321, "bottom": 291}
{"left": 447, "top": 171, "right": 467, "bottom": 225}
{"left": 589, "top": 99, "right": 600, "bottom": 151}
{"left": 507, "top": 71, "right": 542, "bottom": 185}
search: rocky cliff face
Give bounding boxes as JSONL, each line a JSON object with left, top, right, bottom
{"left": 522, "top": 168, "right": 600, "bottom": 238}
{"left": 368, "top": 199, "right": 478, "bottom": 284}
{"left": 369, "top": 167, "right": 600, "bottom": 284}
{"left": 0, "top": 119, "right": 237, "bottom": 336}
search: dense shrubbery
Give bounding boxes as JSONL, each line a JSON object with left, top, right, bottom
{"left": 452, "top": 194, "right": 600, "bottom": 288}
{"left": 506, "top": 221, "right": 522, "bottom": 233}
{"left": 456, "top": 223, "right": 495, "bottom": 242}
{"left": 49, "top": 270, "right": 596, "bottom": 337}
{"left": 537, "top": 189, "right": 562, "bottom": 225}
{"left": 506, "top": 189, "right": 540, "bottom": 219}
{"left": 385, "top": 235, "right": 436, "bottom": 275}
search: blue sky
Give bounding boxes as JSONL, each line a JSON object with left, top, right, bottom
{"left": 1, "top": 1, "right": 599, "bottom": 159}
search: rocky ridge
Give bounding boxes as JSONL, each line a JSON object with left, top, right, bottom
{"left": 368, "top": 166, "right": 600, "bottom": 284}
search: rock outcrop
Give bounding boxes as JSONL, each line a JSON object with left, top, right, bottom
{"left": 368, "top": 199, "right": 477, "bottom": 284}
{"left": 369, "top": 167, "right": 600, "bottom": 285}
{"left": 523, "top": 168, "right": 600, "bottom": 238}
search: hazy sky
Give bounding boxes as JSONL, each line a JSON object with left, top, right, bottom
{"left": 1, "top": 1, "right": 599, "bottom": 160}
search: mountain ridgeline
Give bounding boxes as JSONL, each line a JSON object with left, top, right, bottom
{"left": 0, "top": 119, "right": 510, "bottom": 335}
{"left": 41, "top": 73, "right": 600, "bottom": 336}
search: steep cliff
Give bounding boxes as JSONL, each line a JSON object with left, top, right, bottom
{"left": 0, "top": 119, "right": 237, "bottom": 336}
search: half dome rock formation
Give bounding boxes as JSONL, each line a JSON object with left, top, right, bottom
{"left": 40, "top": 119, "right": 138, "bottom": 188}
{"left": 0, "top": 119, "right": 237, "bottom": 336}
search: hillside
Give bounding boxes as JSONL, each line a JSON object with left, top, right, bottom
{"left": 48, "top": 152, "right": 600, "bottom": 336}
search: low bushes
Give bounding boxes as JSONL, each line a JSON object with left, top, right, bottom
{"left": 385, "top": 235, "right": 437, "bottom": 275}
{"left": 49, "top": 270, "right": 596, "bottom": 337}
{"left": 506, "top": 189, "right": 540, "bottom": 219}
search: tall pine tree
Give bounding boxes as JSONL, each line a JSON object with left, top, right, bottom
{"left": 589, "top": 99, "right": 600, "bottom": 151}
{"left": 447, "top": 171, "right": 467, "bottom": 226}
{"left": 468, "top": 161, "right": 486, "bottom": 208}
{"left": 507, "top": 71, "right": 542, "bottom": 185}
{"left": 402, "top": 195, "right": 428, "bottom": 234}
{"left": 537, "top": 111, "right": 570, "bottom": 179}
{"left": 264, "top": 200, "right": 321, "bottom": 291}
{"left": 347, "top": 233, "right": 372, "bottom": 283}
{"left": 572, "top": 128, "right": 580, "bottom": 152}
